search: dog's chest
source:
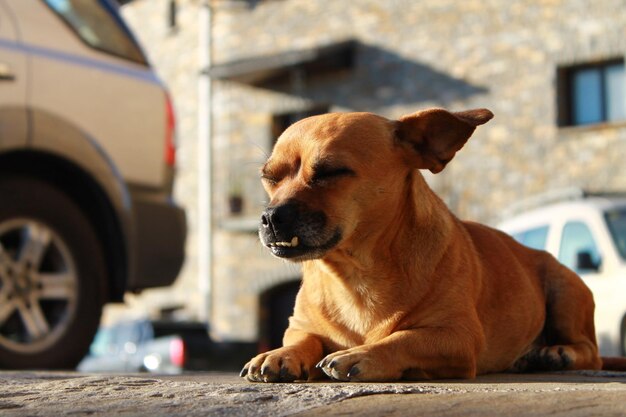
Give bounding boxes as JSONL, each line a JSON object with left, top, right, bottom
{"left": 306, "top": 262, "right": 399, "bottom": 343}
{"left": 336, "top": 287, "right": 375, "bottom": 334}
{"left": 329, "top": 282, "right": 396, "bottom": 341}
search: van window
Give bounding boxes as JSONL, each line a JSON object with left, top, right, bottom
{"left": 43, "top": 0, "right": 147, "bottom": 65}
{"left": 558, "top": 221, "right": 601, "bottom": 273}
{"left": 511, "top": 225, "right": 549, "bottom": 250}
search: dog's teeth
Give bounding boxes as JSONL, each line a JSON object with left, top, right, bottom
{"left": 269, "top": 238, "right": 299, "bottom": 248}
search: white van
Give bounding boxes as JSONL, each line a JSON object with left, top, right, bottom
{"left": 498, "top": 190, "right": 626, "bottom": 356}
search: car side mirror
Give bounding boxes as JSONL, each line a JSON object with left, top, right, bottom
{"left": 576, "top": 250, "right": 600, "bottom": 272}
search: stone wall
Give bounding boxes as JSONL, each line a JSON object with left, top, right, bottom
{"left": 118, "top": 0, "right": 626, "bottom": 342}
{"left": 211, "top": 0, "right": 626, "bottom": 224}
{"left": 104, "top": 0, "right": 203, "bottom": 323}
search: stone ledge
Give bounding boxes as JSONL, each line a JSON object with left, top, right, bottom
{"left": 1, "top": 371, "right": 625, "bottom": 416}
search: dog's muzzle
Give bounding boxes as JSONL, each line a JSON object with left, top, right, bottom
{"left": 259, "top": 201, "right": 341, "bottom": 261}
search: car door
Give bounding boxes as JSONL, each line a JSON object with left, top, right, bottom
{"left": 0, "top": 0, "right": 29, "bottom": 149}
{"left": 19, "top": 0, "right": 167, "bottom": 187}
{"left": 557, "top": 219, "right": 623, "bottom": 356}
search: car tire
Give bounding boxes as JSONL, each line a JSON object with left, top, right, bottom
{"left": 0, "top": 177, "right": 106, "bottom": 369}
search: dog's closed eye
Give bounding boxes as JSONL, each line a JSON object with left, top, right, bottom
{"left": 260, "top": 164, "right": 284, "bottom": 186}
{"left": 261, "top": 163, "right": 355, "bottom": 187}
{"left": 310, "top": 165, "right": 355, "bottom": 186}
{"left": 261, "top": 173, "right": 279, "bottom": 186}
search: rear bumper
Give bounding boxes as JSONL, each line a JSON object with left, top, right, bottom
{"left": 128, "top": 190, "right": 187, "bottom": 290}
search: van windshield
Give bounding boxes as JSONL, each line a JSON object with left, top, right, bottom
{"left": 605, "top": 207, "right": 626, "bottom": 261}
{"left": 43, "top": 0, "right": 147, "bottom": 65}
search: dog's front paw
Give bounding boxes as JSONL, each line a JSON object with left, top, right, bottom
{"left": 537, "top": 345, "right": 575, "bottom": 370}
{"left": 240, "top": 347, "right": 312, "bottom": 383}
{"left": 512, "top": 345, "right": 576, "bottom": 372}
{"left": 316, "top": 347, "right": 401, "bottom": 382}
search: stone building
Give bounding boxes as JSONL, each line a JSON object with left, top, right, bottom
{"left": 115, "top": 0, "right": 626, "bottom": 349}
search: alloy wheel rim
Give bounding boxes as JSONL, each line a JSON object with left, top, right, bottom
{"left": 0, "top": 218, "right": 78, "bottom": 354}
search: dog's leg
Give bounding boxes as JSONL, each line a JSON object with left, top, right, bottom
{"left": 240, "top": 330, "right": 324, "bottom": 382}
{"left": 316, "top": 327, "right": 482, "bottom": 381}
{"left": 513, "top": 262, "right": 602, "bottom": 372}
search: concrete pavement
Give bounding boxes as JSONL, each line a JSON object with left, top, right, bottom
{"left": 0, "top": 371, "right": 625, "bottom": 416}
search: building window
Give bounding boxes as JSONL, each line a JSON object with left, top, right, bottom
{"left": 557, "top": 60, "right": 625, "bottom": 127}
{"left": 271, "top": 106, "right": 329, "bottom": 148}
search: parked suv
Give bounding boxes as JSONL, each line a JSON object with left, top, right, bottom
{"left": 498, "top": 189, "right": 626, "bottom": 357}
{"left": 0, "top": 0, "right": 186, "bottom": 368}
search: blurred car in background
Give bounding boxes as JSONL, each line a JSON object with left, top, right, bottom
{"left": 78, "top": 319, "right": 211, "bottom": 374}
{"left": 498, "top": 189, "right": 626, "bottom": 357}
{"left": 0, "top": 0, "right": 186, "bottom": 369}
{"left": 78, "top": 319, "right": 257, "bottom": 374}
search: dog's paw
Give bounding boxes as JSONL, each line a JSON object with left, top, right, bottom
{"left": 316, "top": 347, "right": 401, "bottom": 382}
{"left": 512, "top": 345, "right": 575, "bottom": 372}
{"left": 537, "top": 345, "right": 575, "bottom": 370}
{"left": 240, "top": 347, "right": 311, "bottom": 383}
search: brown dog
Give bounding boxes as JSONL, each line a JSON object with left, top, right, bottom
{"left": 241, "top": 108, "right": 608, "bottom": 382}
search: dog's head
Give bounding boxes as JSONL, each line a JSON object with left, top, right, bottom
{"left": 259, "top": 108, "right": 493, "bottom": 261}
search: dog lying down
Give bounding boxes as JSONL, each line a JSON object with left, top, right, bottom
{"left": 241, "top": 107, "right": 626, "bottom": 382}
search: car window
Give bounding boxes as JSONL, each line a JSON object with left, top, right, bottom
{"left": 113, "top": 322, "right": 141, "bottom": 345}
{"left": 558, "top": 221, "right": 601, "bottom": 273}
{"left": 43, "top": 0, "right": 147, "bottom": 65}
{"left": 511, "top": 225, "right": 549, "bottom": 250}
{"left": 88, "top": 327, "right": 114, "bottom": 356}
{"left": 605, "top": 208, "right": 626, "bottom": 261}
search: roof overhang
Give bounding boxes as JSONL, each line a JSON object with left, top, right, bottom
{"left": 207, "top": 40, "right": 356, "bottom": 87}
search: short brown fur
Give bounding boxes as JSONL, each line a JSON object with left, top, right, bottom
{"left": 242, "top": 108, "right": 606, "bottom": 382}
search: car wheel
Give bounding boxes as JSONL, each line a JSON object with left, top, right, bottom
{"left": 0, "top": 177, "right": 106, "bottom": 369}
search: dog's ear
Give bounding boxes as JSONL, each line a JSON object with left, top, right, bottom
{"left": 396, "top": 108, "right": 493, "bottom": 173}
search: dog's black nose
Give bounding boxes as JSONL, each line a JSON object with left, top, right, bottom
{"left": 261, "top": 203, "right": 298, "bottom": 228}
{"left": 261, "top": 203, "right": 298, "bottom": 232}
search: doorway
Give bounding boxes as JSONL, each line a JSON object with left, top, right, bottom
{"left": 259, "top": 280, "right": 301, "bottom": 351}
